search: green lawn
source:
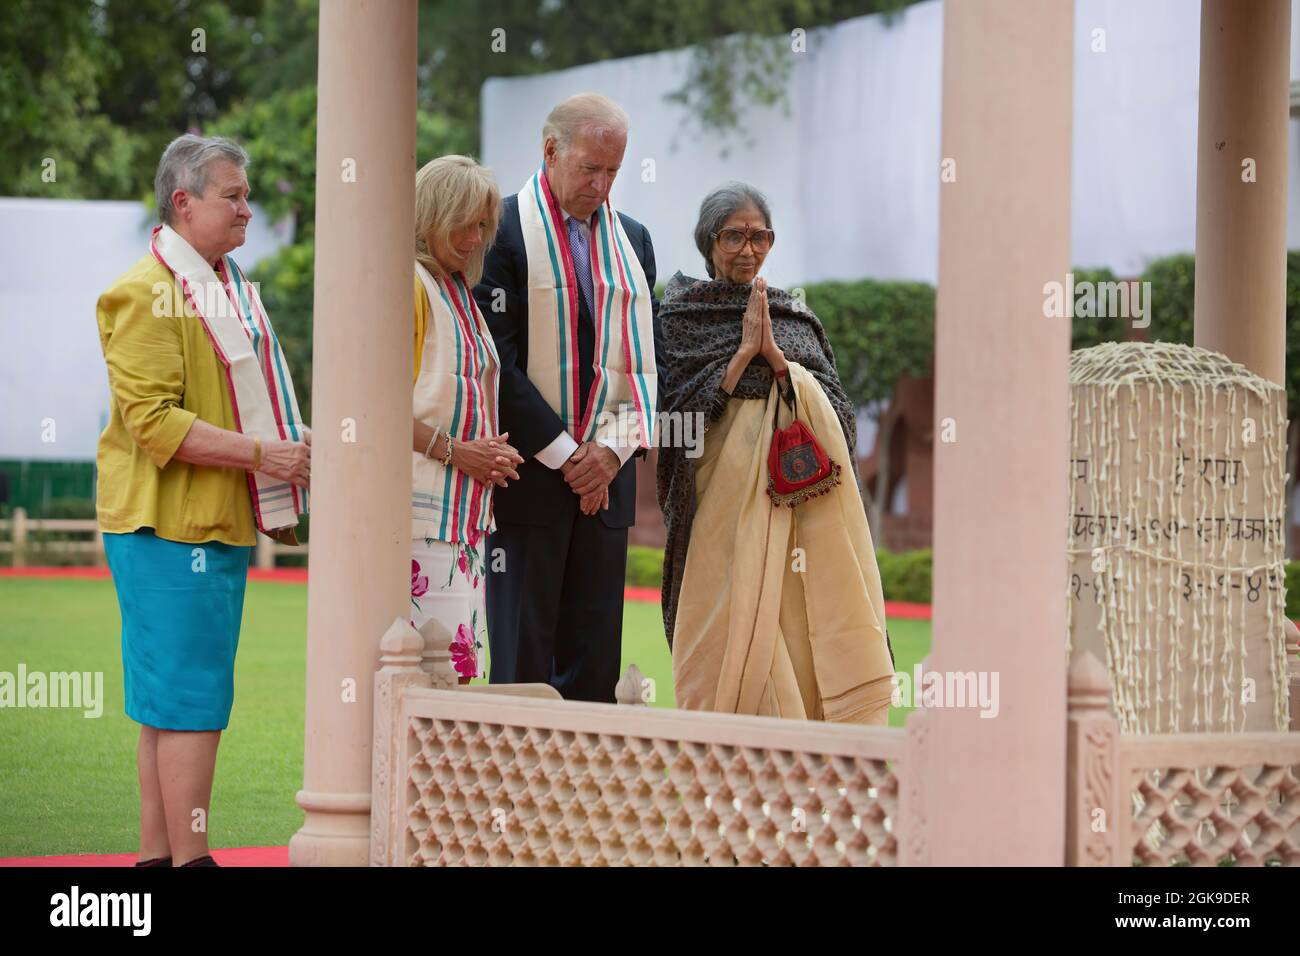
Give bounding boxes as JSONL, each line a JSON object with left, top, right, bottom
{"left": 0, "top": 577, "right": 930, "bottom": 857}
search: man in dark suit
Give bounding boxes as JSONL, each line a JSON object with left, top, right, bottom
{"left": 474, "top": 93, "right": 658, "bottom": 702}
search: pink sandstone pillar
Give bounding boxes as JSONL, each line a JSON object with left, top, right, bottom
{"left": 919, "top": 0, "right": 1072, "bottom": 864}
{"left": 289, "top": 0, "right": 417, "bottom": 867}
{"left": 1193, "top": 0, "right": 1290, "bottom": 387}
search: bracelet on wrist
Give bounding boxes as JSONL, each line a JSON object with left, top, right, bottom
{"left": 440, "top": 435, "right": 455, "bottom": 468}
{"left": 424, "top": 424, "right": 442, "bottom": 459}
{"left": 252, "top": 437, "right": 263, "bottom": 471}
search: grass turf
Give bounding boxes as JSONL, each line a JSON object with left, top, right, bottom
{"left": 0, "top": 577, "right": 929, "bottom": 856}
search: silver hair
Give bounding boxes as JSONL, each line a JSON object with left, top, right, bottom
{"left": 154, "top": 134, "right": 249, "bottom": 225}
{"left": 694, "top": 182, "right": 773, "bottom": 278}
{"left": 541, "top": 92, "right": 629, "bottom": 155}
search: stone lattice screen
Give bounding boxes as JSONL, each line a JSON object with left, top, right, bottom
{"left": 1069, "top": 651, "right": 1300, "bottom": 866}
{"left": 373, "top": 674, "right": 907, "bottom": 867}
{"left": 1121, "top": 736, "right": 1300, "bottom": 866}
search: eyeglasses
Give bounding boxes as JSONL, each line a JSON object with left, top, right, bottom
{"left": 711, "top": 227, "right": 775, "bottom": 254}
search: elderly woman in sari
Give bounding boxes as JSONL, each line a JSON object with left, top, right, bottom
{"left": 656, "top": 182, "right": 894, "bottom": 725}
{"left": 409, "top": 155, "right": 523, "bottom": 681}
{"left": 96, "top": 134, "right": 310, "bottom": 866}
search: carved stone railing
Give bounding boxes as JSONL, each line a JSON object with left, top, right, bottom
{"left": 372, "top": 619, "right": 909, "bottom": 866}
{"left": 1068, "top": 651, "right": 1300, "bottom": 866}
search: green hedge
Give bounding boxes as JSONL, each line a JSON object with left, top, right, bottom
{"left": 1289, "top": 562, "right": 1300, "bottom": 621}
{"left": 621, "top": 545, "right": 1300, "bottom": 620}
{"left": 626, "top": 545, "right": 664, "bottom": 589}
{"left": 881, "top": 548, "right": 1300, "bottom": 617}
{"left": 803, "top": 279, "right": 935, "bottom": 410}
{"left": 875, "top": 548, "right": 933, "bottom": 604}
{"left": 803, "top": 251, "right": 1300, "bottom": 424}
{"left": 622, "top": 544, "right": 936, "bottom": 604}
{"left": 0, "top": 461, "right": 97, "bottom": 518}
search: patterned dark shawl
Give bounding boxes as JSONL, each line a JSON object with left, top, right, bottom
{"left": 655, "top": 271, "right": 858, "bottom": 649}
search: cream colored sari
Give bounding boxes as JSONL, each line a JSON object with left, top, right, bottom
{"left": 671, "top": 362, "right": 895, "bottom": 724}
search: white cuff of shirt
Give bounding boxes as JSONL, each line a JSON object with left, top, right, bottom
{"left": 535, "top": 431, "right": 580, "bottom": 469}
{"left": 596, "top": 436, "right": 638, "bottom": 467}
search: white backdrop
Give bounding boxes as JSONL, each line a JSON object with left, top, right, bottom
{"left": 483, "top": 0, "right": 1300, "bottom": 290}
{"left": 0, "top": 198, "right": 291, "bottom": 461}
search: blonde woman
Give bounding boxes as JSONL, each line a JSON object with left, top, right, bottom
{"left": 410, "top": 156, "right": 522, "bottom": 681}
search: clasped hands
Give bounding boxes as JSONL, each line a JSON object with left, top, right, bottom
{"left": 737, "top": 277, "right": 785, "bottom": 366}
{"left": 561, "top": 441, "right": 619, "bottom": 516}
{"left": 456, "top": 432, "right": 524, "bottom": 488}
{"left": 722, "top": 277, "right": 787, "bottom": 397}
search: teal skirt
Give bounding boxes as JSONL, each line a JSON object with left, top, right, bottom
{"left": 103, "top": 529, "right": 252, "bottom": 731}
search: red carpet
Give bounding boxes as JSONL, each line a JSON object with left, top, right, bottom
{"left": 0, "top": 846, "right": 289, "bottom": 867}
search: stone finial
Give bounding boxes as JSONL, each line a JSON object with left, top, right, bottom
{"left": 1067, "top": 650, "right": 1113, "bottom": 714}
{"left": 415, "top": 618, "right": 458, "bottom": 689}
{"left": 615, "top": 663, "right": 649, "bottom": 706}
{"left": 378, "top": 617, "right": 424, "bottom": 671}
{"left": 1285, "top": 618, "right": 1300, "bottom": 661}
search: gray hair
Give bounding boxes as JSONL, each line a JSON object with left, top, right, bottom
{"left": 542, "top": 92, "right": 629, "bottom": 154}
{"left": 154, "top": 134, "right": 249, "bottom": 225}
{"left": 694, "top": 182, "right": 773, "bottom": 278}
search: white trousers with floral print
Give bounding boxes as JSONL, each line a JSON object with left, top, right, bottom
{"left": 410, "top": 536, "right": 487, "bottom": 681}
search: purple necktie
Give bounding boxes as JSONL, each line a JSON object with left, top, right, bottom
{"left": 566, "top": 215, "right": 595, "bottom": 318}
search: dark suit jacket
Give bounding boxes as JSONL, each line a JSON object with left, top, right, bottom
{"left": 473, "top": 192, "right": 658, "bottom": 529}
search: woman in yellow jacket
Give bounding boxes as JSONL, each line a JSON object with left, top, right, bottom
{"left": 95, "top": 135, "right": 309, "bottom": 867}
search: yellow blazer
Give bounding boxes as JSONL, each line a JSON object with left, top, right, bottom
{"left": 95, "top": 253, "right": 256, "bottom": 546}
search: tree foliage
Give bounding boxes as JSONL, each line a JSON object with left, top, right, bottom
{"left": 0, "top": 0, "right": 284, "bottom": 200}
{"left": 0, "top": 0, "right": 930, "bottom": 431}
{"left": 417, "top": 0, "right": 916, "bottom": 150}
{"left": 805, "top": 278, "right": 934, "bottom": 411}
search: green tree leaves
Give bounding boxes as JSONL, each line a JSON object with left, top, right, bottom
{"left": 805, "top": 278, "right": 935, "bottom": 410}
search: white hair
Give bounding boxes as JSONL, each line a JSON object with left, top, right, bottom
{"left": 694, "top": 182, "right": 773, "bottom": 278}
{"left": 542, "top": 92, "right": 629, "bottom": 154}
{"left": 154, "top": 134, "right": 249, "bottom": 225}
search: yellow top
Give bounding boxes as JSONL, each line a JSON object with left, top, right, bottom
{"left": 413, "top": 269, "right": 428, "bottom": 384}
{"left": 95, "top": 252, "right": 257, "bottom": 546}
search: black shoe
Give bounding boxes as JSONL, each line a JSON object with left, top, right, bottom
{"left": 178, "top": 854, "right": 219, "bottom": 867}
{"left": 134, "top": 856, "right": 172, "bottom": 867}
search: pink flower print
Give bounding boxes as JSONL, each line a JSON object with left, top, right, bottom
{"left": 466, "top": 527, "right": 483, "bottom": 549}
{"left": 411, "top": 559, "right": 429, "bottom": 598}
{"left": 449, "top": 622, "right": 478, "bottom": 679}
{"left": 457, "top": 548, "right": 469, "bottom": 577}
